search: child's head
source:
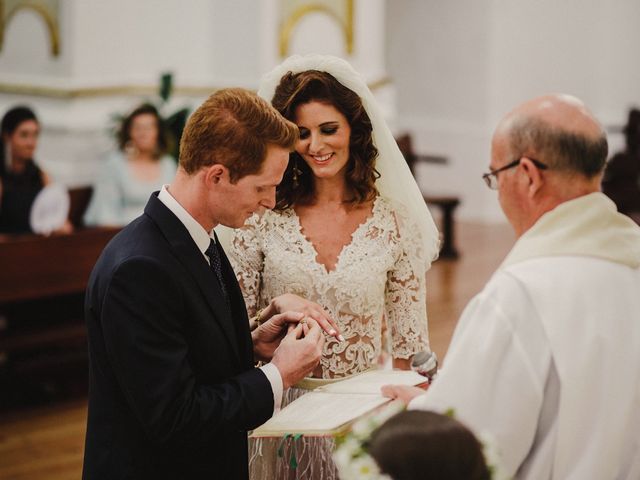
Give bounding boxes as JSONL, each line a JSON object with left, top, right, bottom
{"left": 368, "top": 410, "right": 491, "bottom": 480}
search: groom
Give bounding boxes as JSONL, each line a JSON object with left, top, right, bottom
{"left": 83, "top": 88, "right": 335, "bottom": 480}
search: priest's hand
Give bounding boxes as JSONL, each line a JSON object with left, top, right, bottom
{"left": 381, "top": 384, "right": 427, "bottom": 405}
{"left": 270, "top": 318, "right": 324, "bottom": 389}
{"left": 263, "top": 294, "right": 343, "bottom": 341}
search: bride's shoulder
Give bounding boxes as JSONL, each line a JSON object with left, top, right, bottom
{"left": 375, "top": 195, "right": 411, "bottom": 222}
{"left": 376, "top": 196, "right": 425, "bottom": 245}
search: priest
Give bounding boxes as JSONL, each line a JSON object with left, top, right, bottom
{"left": 384, "top": 94, "right": 640, "bottom": 479}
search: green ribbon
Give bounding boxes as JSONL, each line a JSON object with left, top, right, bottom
{"left": 277, "top": 433, "right": 305, "bottom": 469}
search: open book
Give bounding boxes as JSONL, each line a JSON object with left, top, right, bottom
{"left": 250, "top": 370, "right": 427, "bottom": 437}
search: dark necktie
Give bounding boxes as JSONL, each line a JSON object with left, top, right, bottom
{"left": 206, "top": 239, "right": 228, "bottom": 300}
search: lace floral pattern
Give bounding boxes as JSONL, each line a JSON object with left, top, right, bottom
{"left": 230, "top": 196, "right": 430, "bottom": 378}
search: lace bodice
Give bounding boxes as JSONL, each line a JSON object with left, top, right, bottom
{"left": 229, "top": 196, "right": 430, "bottom": 378}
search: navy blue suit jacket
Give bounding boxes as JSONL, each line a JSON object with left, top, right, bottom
{"left": 82, "top": 193, "right": 273, "bottom": 479}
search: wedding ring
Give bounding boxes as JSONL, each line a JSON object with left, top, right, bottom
{"left": 300, "top": 317, "right": 307, "bottom": 325}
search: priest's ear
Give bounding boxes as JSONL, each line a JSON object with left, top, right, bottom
{"left": 520, "top": 157, "right": 544, "bottom": 198}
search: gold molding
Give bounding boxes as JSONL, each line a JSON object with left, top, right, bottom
{"left": 0, "top": 76, "right": 390, "bottom": 99}
{"left": 0, "top": 0, "right": 61, "bottom": 56}
{"left": 279, "top": 0, "right": 353, "bottom": 57}
{"left": 0, "top": 82, "right": 221, "bottom": 99}
{"left": 368, "top": 76, "right": 391, "bottom": 91}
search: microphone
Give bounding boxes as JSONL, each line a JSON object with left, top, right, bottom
{"left": 411, "top": 350, "right": 438, "bottom": 382}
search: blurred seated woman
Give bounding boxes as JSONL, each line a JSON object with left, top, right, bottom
{"left": 0, "top": 106, "right": 72, "bottom": 235}
{"left": 369, "top": 410, "right": 492, "bottom": 480}
{"left": 84, "top": 103, "right": 177, "bottom": 226}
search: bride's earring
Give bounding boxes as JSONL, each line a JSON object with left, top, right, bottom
{"left": 292, "top": 158, "right": 302, "bottom": 188}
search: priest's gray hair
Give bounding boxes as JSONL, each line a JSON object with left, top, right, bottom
{"left": 507, "top": 116, "right": 608, "bottom": 178}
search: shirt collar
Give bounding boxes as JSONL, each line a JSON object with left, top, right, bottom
{"left": 158, "top": 185, "right": 214, "bottom": 257}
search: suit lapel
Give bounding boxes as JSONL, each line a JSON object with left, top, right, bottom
{"left": 144, "top": 194, "right": 241, "bottom": 363}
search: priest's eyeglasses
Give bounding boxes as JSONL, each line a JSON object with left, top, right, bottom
{"left": 482, "top": 157, "right": 549, "bottom": 190}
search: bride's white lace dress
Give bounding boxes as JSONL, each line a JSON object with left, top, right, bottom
{"left": 229, "top": 195, "right": 430, "bottom": 479}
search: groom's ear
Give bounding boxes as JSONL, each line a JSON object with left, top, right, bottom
{"left": 204, "top": 164, "right": 228, "bottom": 185}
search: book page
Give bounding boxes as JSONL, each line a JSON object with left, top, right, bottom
{"left": 318, "top": 370, "right": 427, "bottom": 394}
{"left": 250, "top": 392, "right": 389, "bottom": 437}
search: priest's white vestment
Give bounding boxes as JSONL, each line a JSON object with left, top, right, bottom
{"left": 410, "top": 193, "right": 640, "bottom": 479}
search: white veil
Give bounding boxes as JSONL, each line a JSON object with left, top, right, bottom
{"left": 257, "top": 54, "right": 440, "bottom": 265}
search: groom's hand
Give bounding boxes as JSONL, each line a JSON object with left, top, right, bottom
{"left": 252, "top": 311, "right": 305, "bottom": 362}
{"left": 270, "top": 318, "right": 324, "bottom": 389}
{"left": 268, "top": 294, "right": 343, "bottom": 341}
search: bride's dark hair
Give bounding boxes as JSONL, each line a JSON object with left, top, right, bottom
{"left": 270, "top": 70, "right": 379, "bottom": 210}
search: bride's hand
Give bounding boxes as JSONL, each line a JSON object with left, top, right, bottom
{"left": 268, "top": 293, "right": 343, "bottom": 341}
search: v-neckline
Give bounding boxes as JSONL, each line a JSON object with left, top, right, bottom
{"left": 290, "top": 196, "right": 380, "bottom": 275}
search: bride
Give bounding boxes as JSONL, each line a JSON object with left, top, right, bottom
{"left": 228, "top": 54, "right": 440, "bottom": 479}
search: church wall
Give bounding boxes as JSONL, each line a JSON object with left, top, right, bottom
{"left": 0, "top": 0, "right": 390, "bottom": 187}
{"left": 388, "top": 0, "right": 640, "bottom": 222}
{"left": 1, "top": 0, "right": 638, "bottom": 221}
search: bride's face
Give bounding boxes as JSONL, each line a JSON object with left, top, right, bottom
{"left": 293, "top": 101, "right": 351, "bottom": 180}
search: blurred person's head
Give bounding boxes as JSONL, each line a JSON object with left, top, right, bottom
{"left": 623, "top": 108, "right": 640, "bottom": 155}
{"left": 1, "top": 106, "right": 39, "bottom": 165}
{"left": 270, "top": 69, "right": 379, "bottom": 208}
{"left": 173, "top": 88, "right": 298, "bottom": 230}
{"left": 369, "top": 410, "right": 490, "bottom": 480}
{"left": 118, "top": 103, "right": 170, "bottom": 158}
{"left": 489, "top": 94, "right": 607, "bottom": 237}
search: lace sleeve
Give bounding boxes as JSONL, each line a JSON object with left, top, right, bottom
{"left": 385, "top": 206, "right": 431, "bottom": 359}
{"left": 229, "top": 214, "right": 264, "bottom": 317}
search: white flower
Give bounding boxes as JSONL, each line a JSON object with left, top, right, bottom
{"left": 333, "top": 403, "right": 403, "bottom": 480}
{"left": 351, "top": 456, "right": 385, "bottom": 479}
{"left": 477, "top": 431, "right": 506, "bottom": 480}
{"left": 351, "top": 417, "right": 374, "bottom": 439}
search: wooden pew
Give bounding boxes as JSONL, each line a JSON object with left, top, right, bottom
{"left": 0, "top": 227, "right": 120, "bottom": 393}
{"left": 0, "top": 227, "right": 120, "bottom": 303}
{"left": 395, "top": 134, "right": 461, "bottom": 258}
{"left": 67, "top": 186, "right": 94, "bottom": 229}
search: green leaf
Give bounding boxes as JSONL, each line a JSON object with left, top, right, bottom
{"left": 159, "top": 72, "right": 173, "bottom": 103}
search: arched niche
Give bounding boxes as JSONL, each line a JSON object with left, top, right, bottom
{"left": 279, "top": 0, "right": 353, "bottom": 57}
{"left": 0, "top": 0, "right": 60, "bottom": 56}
